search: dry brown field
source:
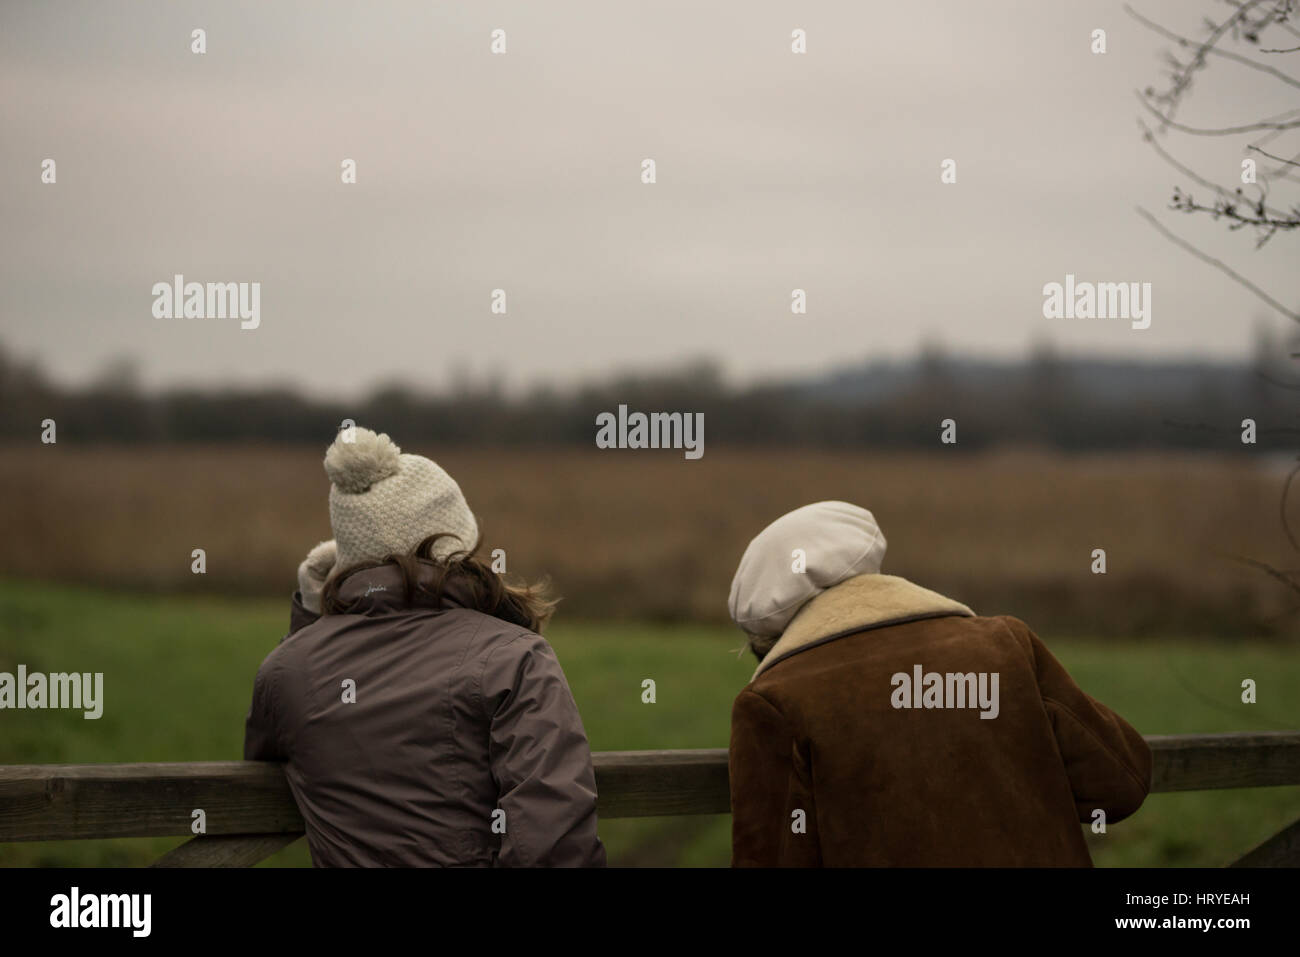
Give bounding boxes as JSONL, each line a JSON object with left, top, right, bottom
{"left": 0, "top": 444, "right": 1294, "bottom": 636}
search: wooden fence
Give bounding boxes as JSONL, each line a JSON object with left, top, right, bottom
{"left": 2, "top": 731, "right": 1298, "bottom": 866}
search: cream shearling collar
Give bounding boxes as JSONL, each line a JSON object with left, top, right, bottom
{"left": 752, "top": 573, "right": 974, "bottom": 679}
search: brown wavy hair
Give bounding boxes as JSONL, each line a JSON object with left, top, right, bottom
{"left": 320, "top": 532, "right": 558, "bottom": 633}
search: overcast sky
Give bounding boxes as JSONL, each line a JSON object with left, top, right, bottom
{"left": 2, "top": 0, "right": 1297, "bottom": 398}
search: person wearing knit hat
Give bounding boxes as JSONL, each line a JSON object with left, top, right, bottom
{"left": 244, "top": 426, "right": 606, "bottom": 868}
{"left": 296, "top": 427, "right": 480, "bottom": 613}
{"left": 726, "top": 501, "right": 1152, "bottom": 867}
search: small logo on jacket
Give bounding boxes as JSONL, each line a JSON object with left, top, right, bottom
{"left": 891, "top": 664, "right": 999, "bottom": 719}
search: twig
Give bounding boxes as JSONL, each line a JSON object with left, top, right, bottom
{"left": 1248, "top": 144, "right": 1300, "bottom": 168}
{"left": 1135, "top": 206, "right": 1300, "bottom": 322}
{"left": 1283, "top": 458, "right": 1300, "bottom": 551}
{"left": 1231, "top": 554, "right": 1300, "bottom": 592}
{"left": 1125, "top": 3, "right": 1300, "bottom": 88}
{"left": 1137, "top": 94, "right": 1300, "bottom": 135}
{"left": 1139, "top": 120, "right": 1294, "bottom": 223}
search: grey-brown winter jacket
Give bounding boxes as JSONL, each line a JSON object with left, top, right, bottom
{"left": 244, "top": 563, "right": 606, "bottom": 867}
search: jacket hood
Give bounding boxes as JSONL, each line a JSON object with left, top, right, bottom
{"left": 321, "top": 562, "right": 519, "bottom": 621}
{"left": 729, "top": 501, "right": 887, "bottom": 638}
{"left": 752, "top": 573, "right": 974, "bottom": 679}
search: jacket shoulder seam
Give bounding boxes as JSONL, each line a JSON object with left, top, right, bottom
{"left": 992, "top": 615, "right": 1037, "bottom": 669}
{"left": 474, "top": 625, "right": 539, "bottom": 718}
{"left": 476, "top": 625, "right": 543, "bottom": 868}
{"left": 461, "top": 614, "right": 492, "bottom": 713}
{"left": 736, "top": 686, "right": 794, "bottom": 733}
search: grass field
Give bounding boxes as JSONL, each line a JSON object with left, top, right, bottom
{"left": 0, "top": 579, "right": 1296, "bottom": 868}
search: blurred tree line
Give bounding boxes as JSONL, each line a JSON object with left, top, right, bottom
{"left": 0, "top": 336, "right": 1293, "bottom": 451}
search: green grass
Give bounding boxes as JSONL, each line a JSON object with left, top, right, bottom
{"left": 0, "top": 579, "right": 1295, "bottom": 867}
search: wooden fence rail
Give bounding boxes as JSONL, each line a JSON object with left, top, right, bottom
{"left": 2, "top": 731, "right": 1298, "bottom": 866}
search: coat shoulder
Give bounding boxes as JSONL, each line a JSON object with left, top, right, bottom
{"left": 974, "top": 613, "right": 1043, "bottom": 659}
{"left": 456, "top": 609, "right": 545, "bottom": 661}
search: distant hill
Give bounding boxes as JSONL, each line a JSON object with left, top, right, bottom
{"left": 794, "top": 357, "right": 1266, "bottom": 406}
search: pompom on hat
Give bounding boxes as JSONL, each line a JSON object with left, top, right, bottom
{"left": 324, "top": 427, "right": 479, "bottom": 572}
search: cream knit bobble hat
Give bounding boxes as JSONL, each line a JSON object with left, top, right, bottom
{"left": 324, "top": 426, "right": 479, "bottom": 571}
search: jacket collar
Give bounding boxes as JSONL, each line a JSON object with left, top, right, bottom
{"left": 332, "top": 562, "right": 479, "bottom": 617}
{"left": 752, "top": 573, "right": 974, "bottom": 679}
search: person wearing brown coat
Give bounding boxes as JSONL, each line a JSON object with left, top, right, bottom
{"left": 727, "top": 501, "right": 1152, "bottom": 867}
{"left": 244, "top": 427, "right": 606, "bottom": 867}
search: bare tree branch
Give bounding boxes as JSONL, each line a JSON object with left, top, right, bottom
{"left": 1135, "top": 206, "right": 1300, "bottom": 322}
{"left": 1168, "top": 189, "right": 1300, "bottom": 242}
{"left": 1137, "top": 94, "right": 1300, "bottom": 135}
{"left": 1229, "top": 554, "right": 1300, "bottom": 594}
{"left": 1139, "top": 120, "right": 1296, "bottom": 228}
{"left": 1248, "top": 144, "right": 1300, "bottom": 168}
{"left": 1125, "top": 3, "right": 1300, "bottom": 88}
{"left": 1283, "top": 457, "right": 1300, "bottom": 551}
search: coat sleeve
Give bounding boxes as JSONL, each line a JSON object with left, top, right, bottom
{"left": 481, "top": 632, "right": 606, "bottom": 867}
{"left": 729, "top": 688, "right": 820, "bottom": 867}
{"left": 243, "top": 661, "right": 285, "bottom": 761}
{"left": 1013, "top": 619, "right": 1152, "bottom": 824}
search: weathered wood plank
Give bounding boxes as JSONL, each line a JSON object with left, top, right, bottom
{"left": 151, "top": 833, "right": 302, "bottom": 868}
{"left": 1147, "top": 731, "right": 1300, "bottom": 792}
{"left": 1229, "top": 816, "right": 1300, "bottom": 868}
{"left": 1, "top": 733, "right": 1297, "bottom": 843}
{"left": 0, "top": 761, "right": 303, "bottom": 842}
{"left": 593, "top": 748, "right": 731, "bottom": 817}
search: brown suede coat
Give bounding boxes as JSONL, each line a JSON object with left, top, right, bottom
{"left": 729, "top": 574, "right": 1152, "bottom": 867}
{"left": 244, "top": 563, "right": 606, "bottom": 867}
